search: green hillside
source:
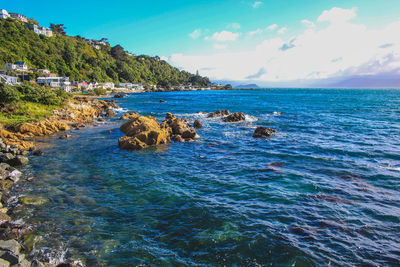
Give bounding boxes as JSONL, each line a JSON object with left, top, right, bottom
{"left": 0, "top": 19, "right": 209, "bottom": 87}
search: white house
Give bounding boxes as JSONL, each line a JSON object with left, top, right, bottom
{"left": 9, "top": 13, "right": 28, "bottom": 23}
{"left": 0, "top": 74, "right": 18, "bottom": 85}
{"left": 97, "top": 82, "right": 114, "bottom": 89}
{"left": 37, "top": 77, "right": 71, "bottom": 92}
{"left": 27, "top": 24, "right": 53, "bottom": 37}
{"left": 0, "top": 9, "right": 10, "bottom": 19}
{"left": 119, "top": 83, "right": 133, "bottom": 89}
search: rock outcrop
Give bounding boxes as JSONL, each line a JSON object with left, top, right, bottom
{"left": 118, "top": 116, "right": 171, "bottom": 150}
{"left": 193, "top": 120, "right": 203, "bottom": 128}
{"left": 207, "top": 110, "right": 231, "bottom": 118}
{"left": 119, "top": 112, "right": 140, "bottom": 120}
{"left": 119, "top": 113, "right": 199, "bottom": 150}
{"left": 105, "top": 109, "right": 116, "bottom": 118}
{"left": 0, "top": 97, "right": 119, "bottom": 150}
{"left": 223, "top": 112, "right": 246, "bottom": 122}
{"left": 253, "top": 127, "right": 277, "bottom": 138}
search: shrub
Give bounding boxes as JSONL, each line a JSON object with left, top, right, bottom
{"left": 0, "top": 83, "right": 20, "bottom": 104}
{"left": 91, "top": 87, "right": 107, "bottom": 96}
{"left": 16, "top": 83, "right": 69, "bottom": 106}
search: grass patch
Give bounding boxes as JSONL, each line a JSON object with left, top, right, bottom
{"left": 0, "top": 101, "right": 59, "bottom": 125}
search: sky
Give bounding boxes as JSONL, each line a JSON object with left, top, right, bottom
{"left": 3, "top": 0, "right": 400, "bottom": 87}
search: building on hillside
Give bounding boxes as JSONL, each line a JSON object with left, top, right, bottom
{"left": 0, "top": 9, "right": 10, "bottom": 19}
{"left": 9, "top": 13, "right": 28, "bottom": 23}
{"left": 119, "top": 83, "right": 133, "bottom": 89}
{"left": 37, "top": 77, "right": 71, "bottom": 92}
{"left": 0, "top": 74, "right": 18, "bottom": 85}
{"left": 15, "top": 61, "right": 28, "bottom": 71}
{"left": 77, "top": 81, "right": 95, "bottom": 90}
{"left": 97, "top": 82, "right": 114, "bottom": 89}
{"left": 26, "top": 24, "right": 53, "bottom": 37}
{"left": 37, "top": 69, "right": 50, "bottom": 74}
{"left": 3, "top": 61, "right": 28, "bottom": 72}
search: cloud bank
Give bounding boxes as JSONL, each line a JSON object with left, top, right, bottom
{"left": 173, "top": 7, "right": 400, "bottom": 87}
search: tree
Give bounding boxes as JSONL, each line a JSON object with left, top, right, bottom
{"left": 111, "top": 45, "right": 125, "bottom": 60}
{"left": 224, "top": 84, "right": 233, "bottom": 90}
{"left": 50, "top": 23, "right": 66, "bottom": 35}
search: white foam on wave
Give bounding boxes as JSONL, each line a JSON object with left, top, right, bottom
{"left": 379, "top": 166, "right": 400, "bottom": 171}
{"left": 245, "top": 115, "right": 258, "bottom": 123}
{"left": 111, "top": 107, "right": 128, "bottom": 113}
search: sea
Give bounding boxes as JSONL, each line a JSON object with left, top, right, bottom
{"left": 11, "top": 89, "right": 400, "bottom": 266}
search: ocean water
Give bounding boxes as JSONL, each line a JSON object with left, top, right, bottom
{"left": 11, "top": 89, "right": 400, "bottom": 266}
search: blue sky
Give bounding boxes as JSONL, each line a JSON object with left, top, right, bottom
{"left": 3, "top": 0, "right": 400, "bottom": 86}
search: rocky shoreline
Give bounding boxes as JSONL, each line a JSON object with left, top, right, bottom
{"left": 0, "top": 94, "right": 279, "bottom": 266}
{"left": 0, "top": 96, "right": 120, "bottom": 267}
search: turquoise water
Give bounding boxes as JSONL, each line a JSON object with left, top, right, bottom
{"left": 12, "top": 89, "right": 400, "bottom": 266}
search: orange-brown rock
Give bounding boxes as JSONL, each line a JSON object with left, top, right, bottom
{"left": 14, "top": 120, "right": 71, "bottom": 137}
{"left": 166, "top": 115, "right": 199, "bottom": 141}
{"left": 119, "top": 112, "right": 140, "bottom": 120}
{"left": 118, "top": 116, "right": 172, "bottom": 150}
{"left": 0, "top": 128, "right": 34, "bottom": 150}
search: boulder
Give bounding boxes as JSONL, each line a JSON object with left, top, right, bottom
{"left": 223, "top": 112, "right": 246, "bottom": 122}
{"left": 253, "top": 127, "right": 277, "bottom": 138}
{"left": 114, "top": 94, "right": 127, "bottom": 98}
{"left": 207, "top": 110, "right": 231, "bottom": 118}
{"left": 0, "top": 181, "right": 13, "bottom": 191}
{"left": 7, "top": 156, "right": 29, "bottom": 167}
{"left": 0, "top": 240, "right": 20, "bottom": 255}
{"left": 7, "top": 170, "right": 22, "bottom": 183}
{"left": 0, "top": 212, "right": 11, "bottom": 222}
{"left": 105, "top": 109, "right": 116, "bottom": 118}
{"left": 159, "top": 100, "right": 166, "bottom": 103}
{"left": 0, "top": 258, "right": 10, "bottom": 267}
{"left": 14, "top": 120, "right": 71, "bottom": 137}
{"left": 32, "top": 150, "right": 44, "bottom": 156}
{"left": 59, "top": 134, "right": 72, "bottom": 139}
{"left": 193, "top": 120, "right": 203, "bottom": 129}
{"left": 167, "top": 116, "right": 199, "bottom": 141}
{"left": 118, "top": 116, "right": 171, "bottom": 150}
{"left": 19, "top": 196, "right": 48, "bottom": 206}
{"left": 119, "top": 112, "right": 140, "bottom": 120}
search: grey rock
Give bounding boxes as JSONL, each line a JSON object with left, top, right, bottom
{"left": 7, "top": 170, "right": 22, "bottom": 183}
{"left": 0, "top": 169, "right": 9, "bottom": 181}
{"left": 7, "top": 156, "right": 29, "bottom": 167}
{"left": 32, "top": 150, "right": 44, "bottom": 156}
{"left": 0, "top": 258, "right": 10, "bottom": 267}
{"left": 0, "top": 154, "right": 14, "bottom": 163}
{"left": 0, "top": 240, "right": 20, "bottom": 255}
{"left": 193, "top": 120, "right": 203, "bottom": 129}
{"left": 253, "top": 127, "right": 277, "bottom": 138}
{"left": 223, "top": 112, "right": 246, "bottom": 122}
{"left": 0, "top": 251, "right": 18, "bottom": 266}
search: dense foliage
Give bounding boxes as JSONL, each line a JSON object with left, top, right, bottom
{"left": 0, "top": 82, "right": 69, "bottom": 106}
{"left": 0, "top": 19, "right": 210, "bottom": 86}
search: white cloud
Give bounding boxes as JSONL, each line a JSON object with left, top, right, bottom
{"left": 248, "top": 28, "right": 263, "bottom": 36}
{"left": 208, "top": 31, "right": 239, "bottom": 42}
{"left": 168, "top": 7, "right": 400, "bottom": 85}
{"left": 277, "top": 27, "right": 287, "bottom": 34}
{"left": 318, "top": 7, "right": 357, "bottom": 23}
{"left": 189, "top": 29, "right": 201, "bottom": 39}
{"left": 228, "top": 23, "right": 241, "bottom": 30}
{"left": 301, "top": 19, "right": 315, "bottom": 28}
{"left": 267, "top": 24, "right": 278, "bottom": 31}
{"left": 252, "top": 1, "right": 263, "bottom": 8}
{"left": 213, "top": 44, "right": 227, "bottom": 50}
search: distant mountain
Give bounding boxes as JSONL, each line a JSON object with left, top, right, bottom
{"left": 234, "top": 84, "right": 259, "bottom": 89}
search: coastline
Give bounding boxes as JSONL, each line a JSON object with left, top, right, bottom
{"left": 0, "top": 95, "right": 121, "bottom": 266}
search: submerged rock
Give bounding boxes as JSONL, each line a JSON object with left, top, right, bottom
{"left": 253, "top": 127, "right": 277, "bottom": 138}
{"left": 32, "top": 150, "right": 44, "bottom": 156}
{"left": 207, "top": 110, "right": 231, "bottom": 118}
{"left": 114, "top": 93, "right": 127, "bottom": 98}
{"left": 19, "top": 196, "right": 49, "bottom": 206}
{"left": 193, "top": 120, "right": 203, "bottom": 129}
{"left": 223, "top": 112, "right": 246, "bottom": 122}
{"left": 59, "top": 134, "right": 72, "bottom": 139}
